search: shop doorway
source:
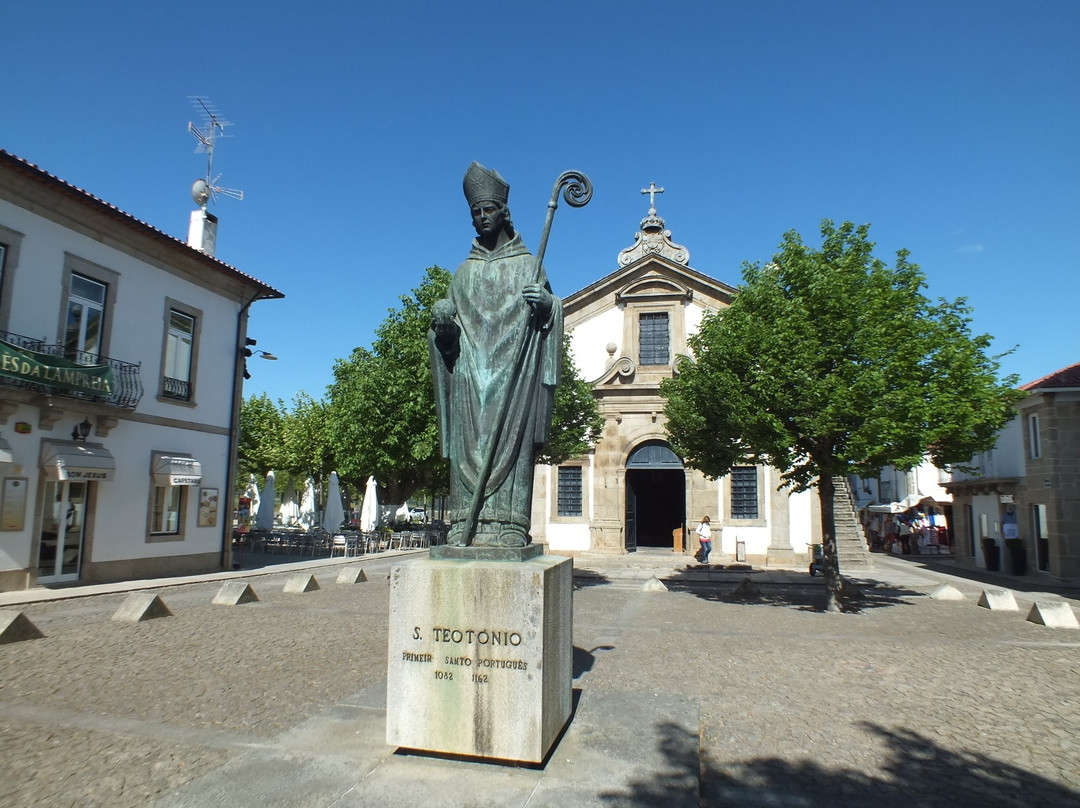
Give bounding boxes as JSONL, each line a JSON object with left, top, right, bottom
{"left": 37, "top": 480, "right": 89, "bottom": 583}
{"left": 625, "top": 441, "right": 685, "bottom": 551}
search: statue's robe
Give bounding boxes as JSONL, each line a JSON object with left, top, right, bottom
{"left": 429, "top": 233, "right": 562, "bottom": 544}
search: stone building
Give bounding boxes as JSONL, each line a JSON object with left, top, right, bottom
{"left": 0, "top": 150, "right": 282, "bottom": 591}
{"left": 532, "top": 189, "right": 817, "bottom": 564}
{"left": 946, "top": 361, "right": 1080, "bottom": 583}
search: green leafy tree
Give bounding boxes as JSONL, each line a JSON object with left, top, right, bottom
{"left": 280, "top": 391, "right": 333, "bottom": 484}
{"left": 326, "top": 266, "right": 606, "bottom": 510}
{"left": 537, "top": 335, "right": 604, "bottom": 466}
{"left": 661, "top": 220, "right": 1022, "bottom": 611}
{"left": 237, "top": 392, "right": 284, "bottom": 491}
{"left": 327, "top": 266, "right": 451, "bottom": 506}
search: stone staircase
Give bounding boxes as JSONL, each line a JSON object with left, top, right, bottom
{"left": 832, "top": 476, "right": 874, "bottom": 572}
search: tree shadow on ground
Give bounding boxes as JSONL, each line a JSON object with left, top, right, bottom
{"left": 572, "top": 571, "right": 612, "bottom": 590}
{"left": 893, "top": 554, "right": 1080, "bottom": 598}
{"left": 597, "top": 719, "right": 1079, "bottom": 807}
{"left": 596, "top": 720, "right": 700, "bottom": 807}
{"left": 662, "top": 568, "right": 924, "bottom": 613}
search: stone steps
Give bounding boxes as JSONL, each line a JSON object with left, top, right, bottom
{"left": 832, "top": 476, "right": 873, "bottom": 571}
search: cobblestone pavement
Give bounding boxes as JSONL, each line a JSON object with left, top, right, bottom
{"left": 1, "top": 552, "right": 1078, "bottom": 807}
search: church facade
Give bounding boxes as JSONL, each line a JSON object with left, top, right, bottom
{"left": 532, "top": 190, "right": 818, "bottom": 564}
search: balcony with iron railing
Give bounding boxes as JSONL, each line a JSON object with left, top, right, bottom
{"left": 0, "top": 329, "right": 144, "bottom": 409}
{"left": 162, "top": 375, "right": 191, "bottom": 401}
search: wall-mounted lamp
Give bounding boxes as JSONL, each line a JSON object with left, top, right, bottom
{"left": 71, "top": 417, "right": 92, "bottom": 442}
{"left": 242, "top": 338, "right": 278, "bottom": 379}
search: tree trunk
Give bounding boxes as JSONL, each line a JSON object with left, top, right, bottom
{"left": 817, "top": 475, "right": 843, "bottom": 612}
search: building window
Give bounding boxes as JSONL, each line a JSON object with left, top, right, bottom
{"left": 1028, "top": 414, "right": 1041, "bottom": 459}
{"left": 151, "top": 485, "right": 183, "bottom": 535}
{"left": 557, "top": 466, "right": 583, "bottom": 517}
{"left": 163, "top": 310, "right": 195, "bottom": 400}
{"left": 638, "top": 312, "right": 670, "bottom": 366}
{"left": 0, "top": 223, "right": 23, "bottom": 329}
{"left": 64, "top": 273, "right": 107, "bottom": 364}
{"left": 1033, "top": 503, "right": 1049, "bottom": 572}
{"left": 730, "top": 466, "right": 759, "bottom": 520}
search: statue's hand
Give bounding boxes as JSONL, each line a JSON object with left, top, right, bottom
{"left": 522, "top": 284, "right": 553, "bottom": 319}
{"left": 431, "top": 299, "right": 458, "bottom": 339}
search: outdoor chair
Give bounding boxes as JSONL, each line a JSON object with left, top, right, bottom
{"left": 329, "top": 533, "right": 348, "bottom": 558}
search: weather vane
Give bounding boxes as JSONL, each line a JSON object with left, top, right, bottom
{"left": 187, "top": 96, "right": 244, "bottom": 209}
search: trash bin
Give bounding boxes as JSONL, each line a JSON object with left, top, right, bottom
{"left": 1005, "top": 538, "right": 1027, "bottom": 576}
{"left": 982, "top": 538, "right": 1000, "bottom": 572}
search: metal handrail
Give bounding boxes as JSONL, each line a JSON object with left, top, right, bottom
{"left": 0, "top": 329, "right": 144, "bottom": 409}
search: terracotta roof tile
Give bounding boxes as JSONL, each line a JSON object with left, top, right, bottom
{"left": 0, "top": 149, "right": 283, "bottom": 300}
{"left": 1020, "top": 361, "right": 1080, "bottom": 391}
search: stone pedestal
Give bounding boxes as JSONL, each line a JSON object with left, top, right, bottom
{"left": 386, "top": 554, "right": 573, "bottom": 764}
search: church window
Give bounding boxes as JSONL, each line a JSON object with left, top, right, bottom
{"left": 730, "top": 466, "right": 759, "bottom": 520}
{"left": 557, "top": 466, "right": 583, "bottom": 517}
{"left": 638, "top": 312, "right": 669, "bottom": 366}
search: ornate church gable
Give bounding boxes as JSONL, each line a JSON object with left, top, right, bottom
{"left": 562, "top": 184, "right": 735, "bottom": 384}
{"left": 616, "top": 267, "right": 693, "bottom": 305}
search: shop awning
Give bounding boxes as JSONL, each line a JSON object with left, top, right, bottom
{"left": 0, "top": 435, "right": 12, "bottom": 464}
{"left": 152, "top": 453, "right": 203, "bottom": 486}
{"left": 41, "top": 441, "right": 115, "bottom": 481}
{"left": 866, "top": 494, "right": 936, "bottom": 514}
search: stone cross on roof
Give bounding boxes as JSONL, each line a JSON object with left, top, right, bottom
{"left": 618, "top": 182, "right": 690, "bottom": 267}
{"left": 641, "top": 182, "right": 665, "bottom": 211}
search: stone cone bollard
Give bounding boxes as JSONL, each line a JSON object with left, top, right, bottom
{"left": 929, "top": 583, "right": 966, "bottom": 601}
{"left": 642, "top": 575, "right": 668, "bottom": 592}
{"left": 213, "top": 582, "right": 260, "bottom": 605}
{"left": 730, "top": 576, "right": 761, "bottom": 599}
{"left": 112, "top": 593, "right": 172, "bottom": 622}
{"left": 284, "top": 574, "right": 320, "bottom": 593}
{"left": 337, "top": 567, "right": 368, "bottom": 585}
{"left": 1026, "top": 601, "right": 1079, "bottom": 629}
{"left": 0, "top": 610, "right": 45, "bottom": 643}
{"left": 977, "top": 588, "right": 1018, "bottom": 611}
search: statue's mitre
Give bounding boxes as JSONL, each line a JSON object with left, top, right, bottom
{"left": 463, "top": 161, "right": 509, "bottom": 207}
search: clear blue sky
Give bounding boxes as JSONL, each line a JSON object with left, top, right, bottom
{"left": 4, "top": 1, "right": 1077, "bottom": 406}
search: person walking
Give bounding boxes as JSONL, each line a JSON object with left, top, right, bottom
{"left": 695, "top": 515, "right": 713, "bottom": 564}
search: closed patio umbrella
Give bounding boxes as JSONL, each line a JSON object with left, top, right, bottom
{"left": 298, "top": 477, "right": 317, "bottom": 530}
{"left": 323, "top": 471, "right": 345, "bottom": 534}
{"left": 360, "top": 476, "right": 379, "bottom": 532}
{"left": 254, "top": 470, "right": 276, "bottom": 531}
{"left": 278, "top": 478, "right": 300, "bottom": 526}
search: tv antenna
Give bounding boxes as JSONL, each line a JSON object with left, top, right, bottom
{"left": 187, "top": 96, "right": 244, "bottom": 209}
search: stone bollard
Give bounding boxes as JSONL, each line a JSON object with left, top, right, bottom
{"left": 213, "top": 582, "right": 260, "bottom": 605}
{"left": 283, "top": 574, "right": 320, "bottom": 593}
{"left": 976, "top": 588, "right": 1018, "bottom": 611}
{"left": 0, "top": 610, "right": 45, "bottom": 643}
{"left": 112, "top": 593, "right": 172, "bottom": 622}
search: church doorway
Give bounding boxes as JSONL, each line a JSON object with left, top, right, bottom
{"left": 625, "top": 442, "right": 685, "bottom": 551}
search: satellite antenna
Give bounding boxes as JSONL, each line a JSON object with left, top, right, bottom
{"left": 187, "top": 96, "right": 244, "bottom": 209}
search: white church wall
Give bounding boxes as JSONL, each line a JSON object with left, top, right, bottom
{"left": 546, "top": 523, "right": 592, "bottom": 552}
{"left": 568, "top": 307, "right": 624, "bottom": 381}
{"left": 789, "top": 487, "right": 813, "bottom": 553}
{"left": 683, "top": 301, "right": 707, "bottom": 343}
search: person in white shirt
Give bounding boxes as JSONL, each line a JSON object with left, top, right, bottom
{"left": 695, "top": 515, "right": 713, "bottom": 564}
